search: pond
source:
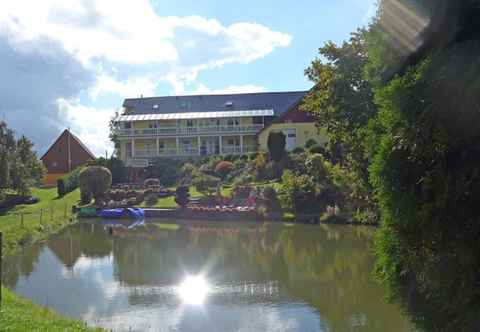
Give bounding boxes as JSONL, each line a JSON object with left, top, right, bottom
{"left": 2, "top": 221, "right": 411, "bottom": 332}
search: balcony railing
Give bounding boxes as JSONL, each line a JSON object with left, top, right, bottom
{"left": 116, "top": 124, "right": 264, "bottom": 137}
{"left": 131, "top": 145, "right": 256, "bottom": 159}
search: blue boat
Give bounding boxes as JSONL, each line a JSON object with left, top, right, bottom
{"left": 98, "top": 208, "right": 145, "bottom": 219}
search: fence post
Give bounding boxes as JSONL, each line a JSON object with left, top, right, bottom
{"left": 50, "top": 206, "right": 53, "bottom": 222}
{"left": 40, "top": 208, "right": 43, "bottom": 225}
{"left": 0, "top": 231, "right": 2, "bottom": 308}
{"left": 64, "top": 203, "right": 67, "bottom": 218}
{"left": 20, "top": 213, "right": 24, "bottom": 228}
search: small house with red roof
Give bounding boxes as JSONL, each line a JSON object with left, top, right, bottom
{"left": 41, "top": 129, "right": 96, "bottom": 185}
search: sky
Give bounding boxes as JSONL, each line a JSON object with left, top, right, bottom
{"left": 0, "top": 0, "right": 377, "bottom": 156}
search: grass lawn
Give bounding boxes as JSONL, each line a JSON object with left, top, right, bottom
{"left": 0, "top": 287, "right": 101, "bottom": 332}
{"left": 142, "top": 185, "right": 229, "bottom": 209}
{"left": 0, "top": 187, "right": 104, "bottom": 331}
{"left": 142, "top": 183, "right": 280, "bottom": 209}
{"left": 0, "top": 187, "right": 80, "bottom": 256}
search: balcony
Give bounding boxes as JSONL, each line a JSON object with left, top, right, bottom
{"left": 116, "top": 124, "right": 264, "bottom": 137}
{"left": 130, "top": 145, "right": 256, "bottom": 160}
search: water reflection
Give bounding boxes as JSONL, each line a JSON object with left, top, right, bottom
{"left": 177, "top": 275, "right": 210, "bottom": 305}
{"left": 2, "top": 221, "right": 412, "bottom": 332}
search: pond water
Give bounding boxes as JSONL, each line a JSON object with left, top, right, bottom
{"left": 2, "top": 221, "right": 411, "bottom": 332}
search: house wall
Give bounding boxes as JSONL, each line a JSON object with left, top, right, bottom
{"left": 41, "top": 131, "right": 95, "bottom": 174}
{"left": 257, "top": 122, "right": 328, "bottom": 152}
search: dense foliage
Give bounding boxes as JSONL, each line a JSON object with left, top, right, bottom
{"left": 88, "top": 157, "right": 128, "bottom": 184}
{"left": 0, "top": 122, "right": 45, "bottom": 197}
{"left": 57, "top": 166, "right": 84, "bottom": 197}
{"left": 266, "top": 131, "right": 286, "bottom": 162}
{"left": 214, "top": 161, "right": 235, "bottom": 179}
{"left": 145, "top": 158, "right": 184, "bottom": 186}
{"left": 363, "top": 0, "right": 480, "bottom": 330}
{"left": 78, "top": 166, "right": 112, "bottom": 204}
{"left": 193, "top": 174, "right": 220, "bottom": 200}
{"left": 303, "top": 29, "right": 378, "bottom": 223}
{"left": 174, "top": 186, "right": 190, "bottom": 207}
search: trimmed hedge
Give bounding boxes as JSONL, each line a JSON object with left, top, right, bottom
{"left": 57, "top": 167, "right": 84, "bottom": 197}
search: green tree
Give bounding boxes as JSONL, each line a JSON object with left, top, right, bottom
{"left": 303, "top": 29, "right": 379, "bottom": 223}
{"left": 0, "top": 122, "right": 16, "bottom": 194}
{"left": 303, "top": 29, "right": 377, "bottom": 182}
{"left": 9, "top": 136, "right": 45, "bottom": 196}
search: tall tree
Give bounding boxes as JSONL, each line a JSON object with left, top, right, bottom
{"left": 303, "top": 29, "right": 378, "bottom": 222}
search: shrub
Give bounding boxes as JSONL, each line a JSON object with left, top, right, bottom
{"left": 193, "top": 174, "right": 220, "bottom": 199}
{"left": 261, "top": 186, "right": 283, "bottom": 221}
{"left": 144, "top": 178, "right": 160, "bottom": 187}
{"left": 253, "top": 153, "right": 267, "bottom": 181}
{"left": 78, "top": 166, "right": 112, "bottom": 204}
{"left": 57, "top": 166, "right": 83, "bottom": 197}
{"left": 57, "top": 178, "right": 66, "bottom": 197}
{"left": 267, "top": 131, "right": 286, "bottom": 162}
{"left": 145, "top": 193, "right": 159, "bottom": 206}
{"left": 135, "top": 192, "right": 145, "bottom": 205}
{"left": 281, "top": 170, "right": 319, "bottom": 218}
{"left": 233, "top": 185, "right": 252, "bottom": 199}
{"left": 291, "top": 147, "right": 305, "bottom": 154}
{"left": 126, "top": 190, "right": 137, "bottom": 198}
{"left": 145, "top": 158, "right": 184, "bottom": 187}
{"left": 248, "top": 152, "right": 259, "bottom": 161}
{"left": 305, "top": 139, "right": 318, "bottom": 148}
{"left": 175, "top": 185, "right": 190, "bottom": 206}
{"left": 88, "top": 157, "right": 128, "bottom": 184}
{"left": 306, "top": 153, "right": 327, "bottom": 181}
{"left": 308, "top": 144, "right": 326, "bottom": 155}
{"left": 215, "top": 161, "right": 235, "bottom": 179}
{"left": 80, "top": 190, "right": 92, "bottom": 205}
{"left": 126, "top": 197, "right": 137, "bottom": 206}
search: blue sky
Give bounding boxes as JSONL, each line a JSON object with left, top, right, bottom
{"left": 0, "top": 0, "right": 376, "bottom": 155}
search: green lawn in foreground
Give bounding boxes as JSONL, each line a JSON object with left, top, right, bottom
{"left": 0, "top": 187, "right": 80, "bottom": 256}
{"left": 0, "top": 287, "right": 101, "bottom": 332}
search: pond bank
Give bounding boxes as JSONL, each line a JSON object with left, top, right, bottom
{"left": 0, "top": 188, "right": 102, "bottom": 331}
{"left": 0, "top": 287, "right": 102, "bottom": 331}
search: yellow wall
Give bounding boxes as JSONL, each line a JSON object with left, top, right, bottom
{"left": 160, "top": 138, "right": 177, "bottom": 149}
{"left": 132, "top": 121, "right": 150, "bottom": 129}
{"left": 244, "top": 135, "right": 256, "bottom": 146}
{"left": 133, "top": 139, "right": 156, "bottom": 150}
{"left": 241, "top": 117, "right": 253, "bottom": 125}
{"left": 258, "top": 122, "right": 328, "bottom": 152}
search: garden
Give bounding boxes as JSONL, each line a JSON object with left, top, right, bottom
{"left": 64, "top": 130, "right": 365, "bottom": 224}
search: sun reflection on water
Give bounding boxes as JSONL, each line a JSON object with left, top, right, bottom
{"left": 177, "top": 275, "right": 210, "bottom": 305}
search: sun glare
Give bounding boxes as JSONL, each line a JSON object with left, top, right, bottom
{"left": 177, "top": 275, "right": 210, "bottom": 305}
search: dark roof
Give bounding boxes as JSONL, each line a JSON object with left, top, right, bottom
{"left": 122, "top": 91, "right": 309, "bottom": 117}
{"left": 41, "top": 129, "right": 96, "bottom": 161}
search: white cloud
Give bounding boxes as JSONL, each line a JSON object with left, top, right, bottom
{"left": 90, "top": 74, "right": 157, "bottom": 100}
{"left": 0, "top": 0, "right": 291, "bottom": 154}
{"left": 57, "top": 98, "right": 116, "bottom": 156}
{"left": 0, "top": 0, "right": 291, "bottom": 68}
